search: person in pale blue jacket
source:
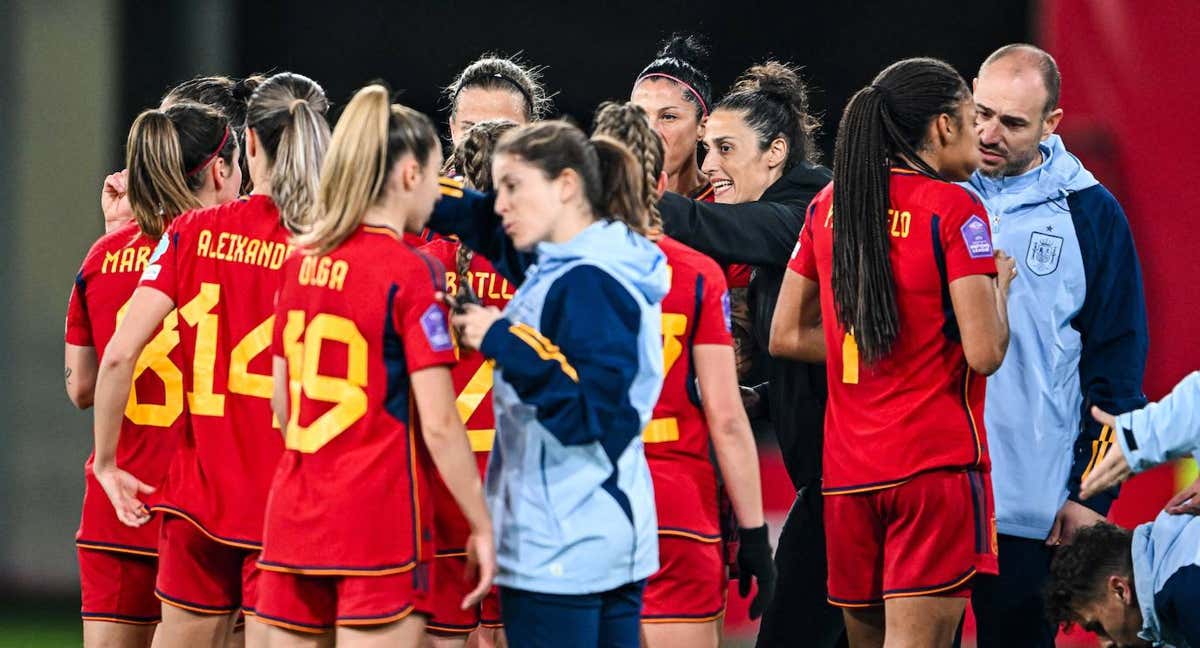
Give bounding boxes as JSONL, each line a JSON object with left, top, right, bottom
{"left": 1045, "top": 514, "right": 1200, "bottom": 647}
{"left": 1080, "top": 373, "right": 1200, "bottom": 514}
{"left": 965, "top": 44, "right": 1149, "bottom": 647}
{"left": 441, "top": 121, "right": 668, "bottom": 648}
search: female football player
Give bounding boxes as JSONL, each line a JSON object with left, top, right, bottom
{"left": 256, "top": 84, "right": 495, "bottom": 647}
{"left": 91, "top": 72, "right": 330, "bottom": 647}
{"left": 66, "top": 102, "right": 238, "bottom": 648}
{"left": 443, "top": 54, "right": 550, "bottom": 148}
{"left": 420, "top": 119, "right": 516, "bottom": 648}
{"left": 770, "top": 57, "right": 1015, "bottom": 648}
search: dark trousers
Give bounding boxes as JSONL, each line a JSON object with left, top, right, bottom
{"left": 970, "top": 534, "right": 1057, "bottom": 648}
{"left": 499, "top": 580, "right": 644, "bottom": 648}
{"left": 755, "top": 484, "right": 848, "bottom": 648}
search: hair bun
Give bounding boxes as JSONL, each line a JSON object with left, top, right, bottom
{"left": 233, "top": 75, "right": 265, "bottom": 103}
{"left": 656, "top": 33, "right": 709, "bottom": 68}
{"left": 739, "top": 61, "right": 803, "bottom": 105}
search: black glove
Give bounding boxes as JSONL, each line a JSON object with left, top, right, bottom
{"left": 736, "top": 523, "right": 776, "bottom": 620}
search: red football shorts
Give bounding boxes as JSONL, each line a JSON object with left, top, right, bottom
{"left": 254, "top": 567, "right": 429, "bottom": 633}
{"left": 825, "top": 469, "right": 998, "bottom": 607}
{"left": 426, "top": 553, "right": 502, "bottom": 634}
{"left": 642, "top": 535, "right": 727, "bottom": 622}
{"left": 155, "top": 514, "right": 260, "bottom": 615}
{"left": 78, "top": 547, "right": 160, "bottom": 624}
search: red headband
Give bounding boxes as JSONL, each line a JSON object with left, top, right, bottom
{"left": 187, "top": 126, "right": 231, "bottom": 177}
{"left": 633, "top": 73, "right": 708, "bottom": 118}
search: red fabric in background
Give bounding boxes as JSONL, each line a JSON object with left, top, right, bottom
{"left": 1041, "top": 0, "right": 1200, "bottom": 529}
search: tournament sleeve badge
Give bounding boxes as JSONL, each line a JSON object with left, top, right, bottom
{"left": 1024, "top": 231, "right": 1064, "bottom": 276}
{"left": 141, "top": 234, "right": 170, "bottom": 282}
{"left": 420, "top": 304, "right": 454, "bottom": 352}
{"left": 960, "top": 215, "right": 993, "bottom": 259}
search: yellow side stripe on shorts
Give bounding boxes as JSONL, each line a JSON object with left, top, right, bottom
{"left": 509, "top": 323, "right": 578, "bottom": 382}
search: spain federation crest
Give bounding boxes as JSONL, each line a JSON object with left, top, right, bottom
{"left": 1025, "top": 231, "right": 1063, "bottom": 276}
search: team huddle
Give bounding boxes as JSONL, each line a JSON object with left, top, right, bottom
{"left": 63, "top": 33, "right": 1200, "bottom": 648}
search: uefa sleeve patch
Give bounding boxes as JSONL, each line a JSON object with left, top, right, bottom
{"left": 961, "top": 215, "right": 993, "bottom": 259}
{"left": 721, "top": 291, "right": 732, "bottom": 333}
{"left": 420, "top": 304, "right": 454, "bottom": 352}
{"left": 141, "top": 235, "right": 170, "bottom": 281}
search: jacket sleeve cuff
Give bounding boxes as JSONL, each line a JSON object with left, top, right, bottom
{"left": 479, "top": 317, "right": 514, "bottom": 361}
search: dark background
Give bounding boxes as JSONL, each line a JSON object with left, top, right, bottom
{"left": 119, "top": 0, "right": 1030, "bottom": 164}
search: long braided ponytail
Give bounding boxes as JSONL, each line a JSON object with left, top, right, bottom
{"left": 831, "top": 57, "right": 968, "bottom": 363}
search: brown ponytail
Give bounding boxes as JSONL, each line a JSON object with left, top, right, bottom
{"left": 246, "top": 72, "right": 331, "bottom": 233}
{"left": 495, "top": 120, "right": 649, "bottom": 235}
{"left": 126, "top": 103, "right": 231, "bottom": 239}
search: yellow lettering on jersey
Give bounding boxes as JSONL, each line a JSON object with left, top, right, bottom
{"left": 230, "top": 234, "right": 248, "bottom": 264}
{"left": 444, "top": 271, "right": 458, "bottom": 294}
{"left": 229, "top": 314, "right": 276, "bottom": 426}
{"left": 137, "top": 245, "right": 152, "bottom": 272}
{"left": 118, "top": 247, "right": 136, "bottom": 273}
{"left": 216, "top": 232, "right": 231, "bottom": 260}
{"left": 256, "top": 241, "right": 272, "bottom": 267}
{"left": 298, "top": 256, "right": 348, "bottom": 292}
{"left": 328, "top": 260, "right": 348, "bottom": 291}
{"left": 197, "top": 229, "right": 212, "bottom": 258}
{"left": 179, "top": 282, "right": 225, "bottom": 415}
{"left": 102, "top": 250, "right": 121, "bottom": 274}
{"left": 456, "top": 360, "right": 494, "bottom": 427}
{"left": 284, "top": 312, "right": 369, "bottom": 454}
{"left": 888, "top": 209, "right": 911, "bottom": 238}
{"left": 116, "top": 302, "right": 184, "bottom": 427}
{"left": 245, "top": 238, "right": 260, "bottom": 263}
{"left": 661, "top": 312, "right": 688, "bottom": 376}
{"left": 824, "top": 206, "right": 834, "bottom": 228}
{"left": 269, "top": 243, "right": 289, "bottom": 269}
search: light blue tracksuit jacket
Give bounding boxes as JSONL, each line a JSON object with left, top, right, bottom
{"left": 1115, "top": 372, "right": 1200, "bottom": 473}
{"left": 967, "top": 135, "right": 1149, "bottom": 539}
{"left": 427, "top": 186, "right": 669, "bottom": 595}
{"left": 1132, "top": 510, "right": 1200, "bottom": 647}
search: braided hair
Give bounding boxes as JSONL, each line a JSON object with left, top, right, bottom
{"left": 450, "top": 119, "right": 518, "bottom": 281}
{"left": 592, "top": 101, "right": 664, "bottom": 231}
{"left": 831, "top": 57, "right": 969, "bottom": 363}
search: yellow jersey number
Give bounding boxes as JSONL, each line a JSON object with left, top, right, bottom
{"left": 281, "top": 311, "right": 369, "bottom": 454}
{"left": 643, "top": 312, "right": 688, "bottom": 444}
{"left": 176, "top": 282, "right": 279, "bottom": 426}
{"left": 115, "top": 302, "right": 184, "bottom": 427}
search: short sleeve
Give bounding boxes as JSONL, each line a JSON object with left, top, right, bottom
{"left": 138, "top": 223, "right": 181, "bottom": 303}
{"left": 788, "top": 212, "right": 818, "bottom": 280}
{"left": 940, "top": 189, "right": 997, "bottom": 281}
{"left": 693, "top": 265, "right": 734, "bottom": 346}
{"left": 65, "top": 270, "right": 93, "bottom": 346}
{"left": 395, "top": 260, "right": 457, "bottom": 372}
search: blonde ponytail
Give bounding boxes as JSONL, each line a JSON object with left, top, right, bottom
{"left": 297, "top": 85, "right": 391, "bottom": 255}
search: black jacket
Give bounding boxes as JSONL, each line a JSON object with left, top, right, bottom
{"left": 658, "top": 162, "right": 833, "bottom": 489}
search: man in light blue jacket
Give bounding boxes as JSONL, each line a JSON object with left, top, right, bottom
{"left": 1045, "top": 515, "right": 1200, "bottom": 647}
{"left": 966, "top": 43, "right": 1149, "bottom": 647}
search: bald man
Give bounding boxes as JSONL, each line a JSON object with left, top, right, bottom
{"left": 963, "top": 44, "right": 1149, "bottom": 647}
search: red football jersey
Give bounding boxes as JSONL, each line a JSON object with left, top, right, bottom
{"left": 259, "top": 225, "right": 456, "bottom": 573}
{"left": 420, "top": 237, "right": 515, "bottom": 554}
{"left": 66, "top": 221, "right": 183, "bottom": 555}
{"left": 789, "top": 170, "right": 997, "bottom": 494}
{"left": 645, "top": 236, "right": 733, "bottom": 541}
{"left": 691, "top": 182, "right": 751, "bottom": 289}
{"left": 138, "top": 194, "right": 290, "bottom": 547}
